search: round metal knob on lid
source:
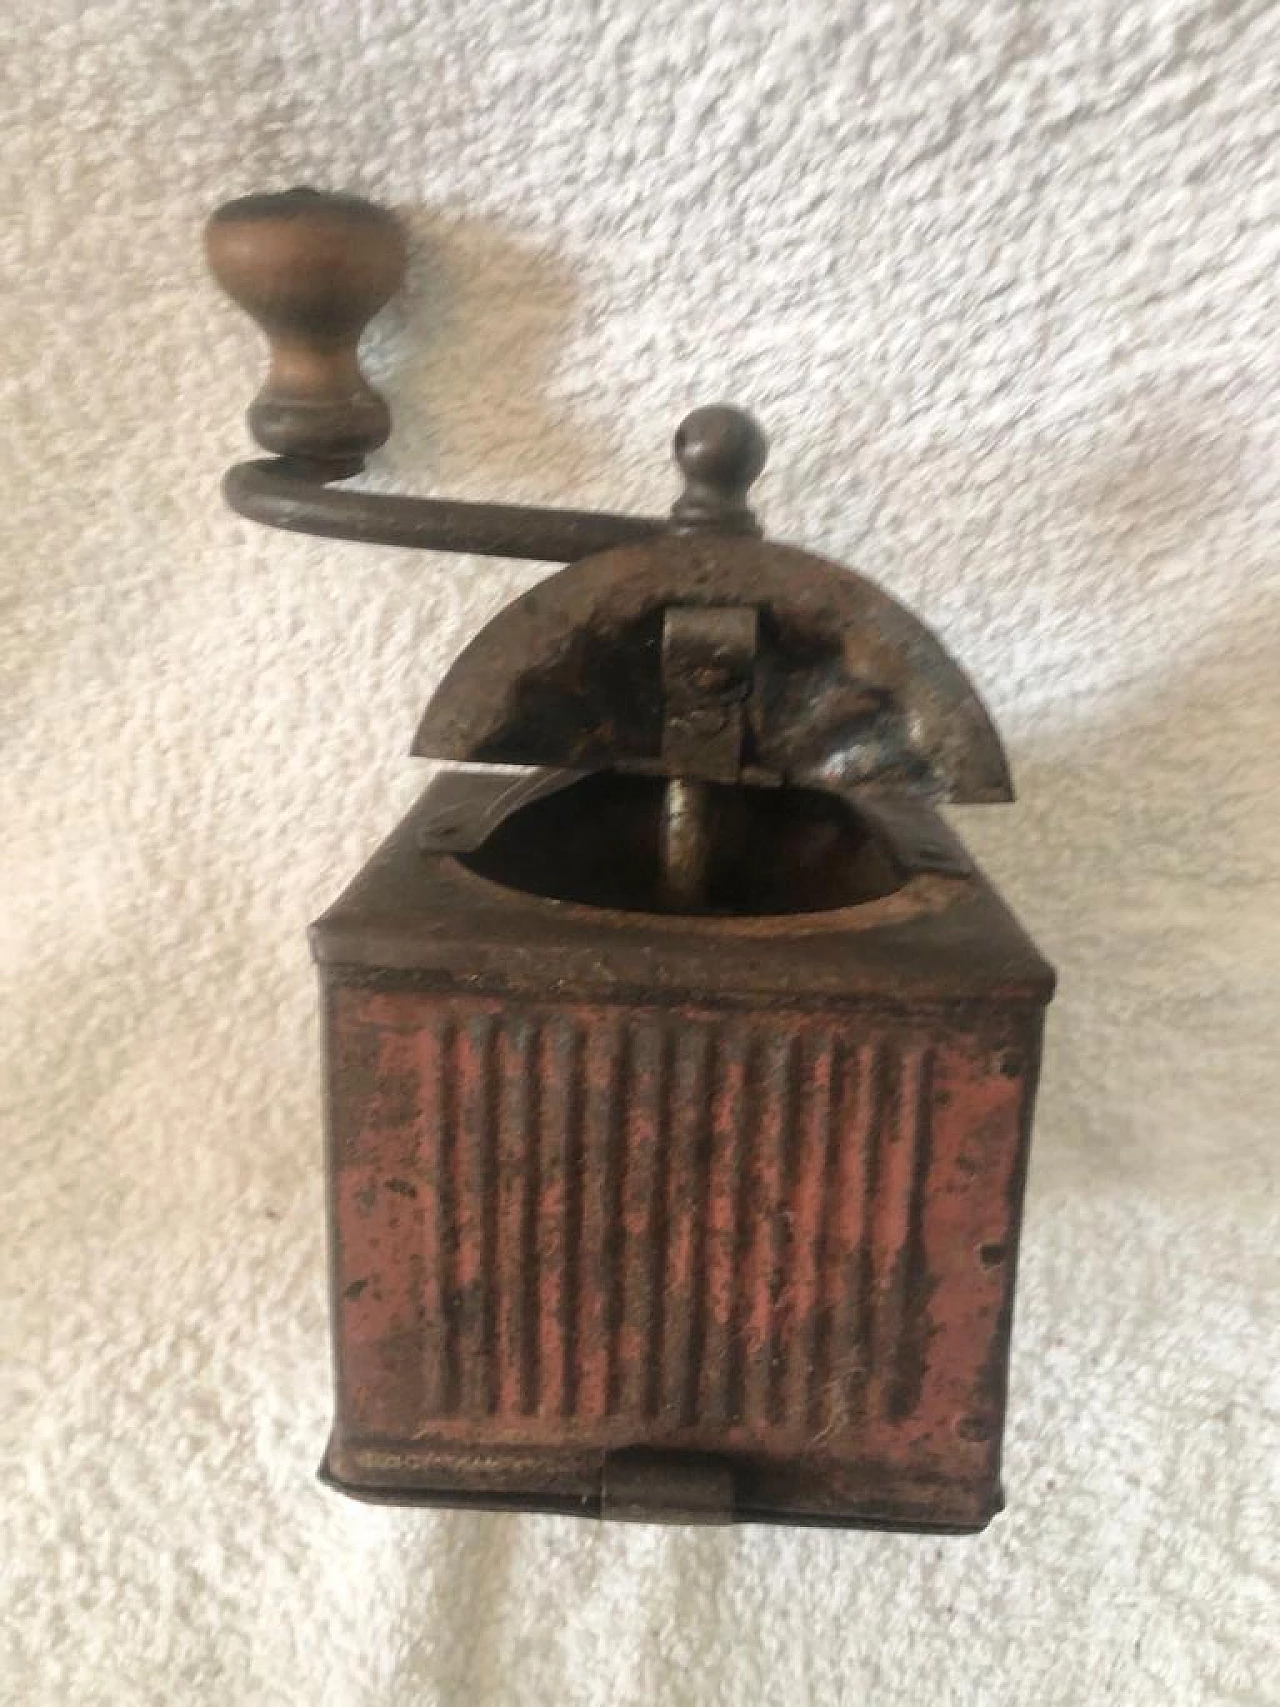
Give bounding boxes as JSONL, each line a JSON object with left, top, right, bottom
{"left": 204, "top": 187, "right": 407, "bottom": 468}
{"left": 670, "top": 404, "right": 768, "bottom": 534}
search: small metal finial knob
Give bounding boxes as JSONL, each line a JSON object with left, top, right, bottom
{"left": 670, "top": 405, "right": 768, "bottom": 535}
{"left": 205, "top": 187, "right": 407, "bottom": 468}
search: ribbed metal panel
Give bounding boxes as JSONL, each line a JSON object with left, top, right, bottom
{"left": 334, "top": 994, "right": 938, "bottom": 1442}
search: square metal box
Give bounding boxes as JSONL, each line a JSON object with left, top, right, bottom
{"left": 315, "top": 769, "right": 1051, "bottom": 1530}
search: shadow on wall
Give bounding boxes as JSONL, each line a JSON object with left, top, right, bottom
{"left": 955, "top": 600, "right": 1278, "bottom": 1208}
{"left": 368, "top": 208, "right": 592, "bottom": 499}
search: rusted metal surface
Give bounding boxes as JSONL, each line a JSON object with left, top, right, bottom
{"left": 314, "top": 773, "right": 1051, "bottom": 1528}
{"left": 321, "top": 981, "right": 1042, "bottom": 1528}
{"left": 410, "top": 534, "right": 1013, "bottom": 803}
{"left": 222, "top": 460, "right": 663, "bottom": 563}
{"left": 313, "top": 771, "right": 1051, "bottom": 996}
{"left": 208, "top": 187, "right": 1054, "bottom": 1529}
{"left": 659, "top": 604, "right": 758, "bottom": 782}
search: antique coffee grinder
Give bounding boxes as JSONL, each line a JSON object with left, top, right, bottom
{"left": 207, "top": 189, "right": 1054, "bottom": 1530}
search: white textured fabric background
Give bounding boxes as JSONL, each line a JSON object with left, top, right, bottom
{"left": 4, "top": 2, "right": 1278, "bottom": 1703}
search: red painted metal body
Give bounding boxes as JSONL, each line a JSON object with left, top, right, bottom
{"left": 315, "top": 772, "right": 1051, "bottom": 1529}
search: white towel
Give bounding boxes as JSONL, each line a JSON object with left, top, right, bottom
{"left": 4, "top": 2, "right": 1277, "bottom": 1702}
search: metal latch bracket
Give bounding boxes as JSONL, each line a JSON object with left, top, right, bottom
{"left": 660, "top": 604, "right": 759, "bottom": 783}
{"left": 601, "top": 1448, "right": 736, "bottom": 1525}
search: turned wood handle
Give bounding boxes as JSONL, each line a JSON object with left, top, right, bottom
{"left": 205, "top": 187, "right": 407, "bottom": 467}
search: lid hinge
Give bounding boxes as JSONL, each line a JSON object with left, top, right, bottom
{"left": 657, "top": 605, "right": 759, "bottom": 912}
{"left": 660, "top": 604, "right": 758, "bottom": 783}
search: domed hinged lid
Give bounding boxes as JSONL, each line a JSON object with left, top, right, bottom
{"left": 412, "top": 408, "right": 1012, "bottom": 803}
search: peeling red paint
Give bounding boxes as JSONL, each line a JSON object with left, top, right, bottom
{"left": 325, "top": 986, "right": 1044, "bottom": 1528}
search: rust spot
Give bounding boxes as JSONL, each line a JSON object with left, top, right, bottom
{"left": 384, "top": 1177, "right": 418, "bottom": 1198}
{"left": 344, "top": 1278, "right": 369, "bottom": 1301}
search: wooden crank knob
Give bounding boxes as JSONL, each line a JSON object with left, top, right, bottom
{"left": 205, "top": 187, "right": 408, "bottom": 467}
